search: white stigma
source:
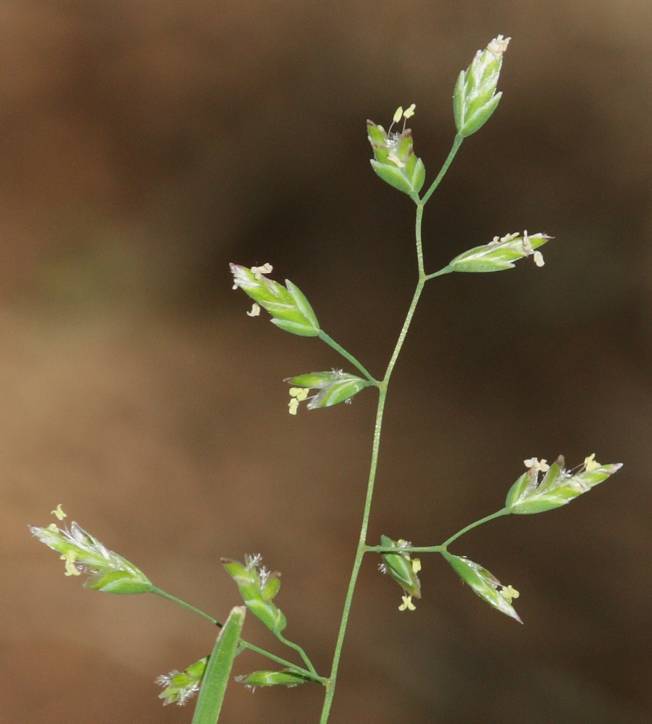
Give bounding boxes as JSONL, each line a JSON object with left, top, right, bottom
{"left": 487, "top": 35, "right": 511, "bottom": 56}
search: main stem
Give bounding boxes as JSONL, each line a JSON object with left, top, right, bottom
{"left": 319, "top": 205, "right": 427, "bottom": 724}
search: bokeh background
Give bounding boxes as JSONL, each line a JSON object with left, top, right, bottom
{"left": 2, "top": 1, "right": 651, "bottom": 722}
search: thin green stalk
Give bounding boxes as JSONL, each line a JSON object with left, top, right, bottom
{"left": 319, "top": 385, "right": 388, "bottom": 724}
{"left": 441, "top": 508, "right": 510, "bottom": 549}
{"left": 365, "top": 544, "right": 445, "bottom": 554}
{"left": 425, "top": 265, "right": 453, "bottom": 281}
{"left": 318, "top": 330, "right": 379, "bottom": 385}
{"left": 319, "top": 135, "right": 462, "bottom": 723}
{"left": 319, "top": 203, "right": 427, "bottom": 724}
{"left": 240, "top": 642, "right": 325, "bottom": 683}
{"left": 152, "top": 586, "right": 221, "bottom": 626}
{"left": 276, "top": 633, "right": 318, "bottom": 677}
{"left": 415, "top": 202, "right": 426, "bottom": 278}
{"left": 151, "top": 587, "right": 323, "bottom": 683}
{"left": 366, "top": 507, "right": 510, "bottom": 554}
{"left": 421, "top": 134, "right": 464, "bottom": 206}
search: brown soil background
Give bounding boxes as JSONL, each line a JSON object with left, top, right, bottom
{"left": 2, "top": 1, "right": 651, "bottom": 722}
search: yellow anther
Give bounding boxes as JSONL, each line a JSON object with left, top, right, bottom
{"left": 288, "top": 399, "right": 300, "bottom": 416}
{"left": 61, "top": 551, "right": 81, "bottom": 577}
{"left": 392, "top": 106, "right": 404, "bottom": 124}
{"left": 398, "top": 594, "right": 416, "bottom": 612}
{"left": 500, "top": 585, "right": 520, "bottom": 603}
{"left": 251, "top": 262, "right": 273, "bottom": 280}
{"left": 403, "top": 103, "right": 416, "bottom": 119}
{"left": 533, "top": 251, "right": 545, "bottom": 267}
{"left": 411, "top": 558, "right": 422, "bottom": 574}
{"left": 46, "top": 523, "right": 58, "bottom": 532}
{"left": 584, "top": 453, "right": 600, "bottom": 472}
{"left": 289, "top": 388, "right": 309, "bottom": 401}
{"left": 487, "top": 35, "right": 511, "bottom": 56}
{"left": 246, "top": 303, "right": 261, "bottom": 317}
{"left": 51, "top": 504, "right": 67, "bottom": 521}
{"left": 524, "top": 457, "right": 550, "bottom": 474}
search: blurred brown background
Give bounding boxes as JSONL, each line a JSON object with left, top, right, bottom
{"left": 2, "top": 1, "right": 651, "bottom": 722}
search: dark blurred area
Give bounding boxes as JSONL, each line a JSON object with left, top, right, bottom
{"left": 2, "top": 1, "right": 651, "bottom": 722}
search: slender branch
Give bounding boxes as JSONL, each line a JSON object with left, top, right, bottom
{"left": 276, "top": 633, "right": 318, "bottom": 677}
{"left": 365, "top": 544, "right": 445, "bottom": 554}
{"left": 425, "top": 265, "right": 453, "bottom": 281}
{"left": 318, "top": 330, "right": 379, "bottom": 385}
{"left": 366, "top": 507, "right": 510, "bottom": 554}
{"left": 421, "top": 134, "right": 464, "bottom": 206}
{"left": 441, "top": 507, "right": 510, "bottom": 549}
{"left": 152, "top": 587, "right": 221, "bottom": 627}
{"left": 151, "top": 587, "right": 323, "bottom": 683}
{"left": 239, "top": 641, "right": 322, "bottom": 681}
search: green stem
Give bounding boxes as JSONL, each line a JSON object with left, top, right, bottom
{"left": 319, "top": 134, "right": 463, "bottom": 723}
{"left": 318, "top": 330, "right": 379, "bottom": 385}
{"left": 421, "top": 134, "right": 464, "bottom": 206}
{"left": 319, "top": 385, "right": 388, "bottom": 724}
{"left": 240, "top": 641, "right": 324, "bottom": 683}
{"left": 319, "top": 208, "right": 427, "bottom": 724}
{"left": 365, "top": 544, "right": 445, "bottom": 553}
{"left": 415, "top": 203, "right": 425, "bottom": 278}
{"left": 441, "top": 507, "right": 510, "bottom": 549}
{"left": 151, "top": 587, "right": 323, "bottom": 683}
{"left": 366, "top": 507, "right": 510, "bottom": 555}
{"left": 152, "top": 586, "right": 221, "bottom": 626}
{"left": 425, "top": 265, "right": 453, "bottom": 281}
{"left": 277, "top": 633, "right": 318, "bottom": 677}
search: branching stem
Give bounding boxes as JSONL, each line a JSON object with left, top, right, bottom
{"left": 319, "top": 137, "right": 463, "bottom": 722}
{"left": 276, "top": 632, "right": 319, "bottom": 677}
{"left": 365, "top": 507, "right": 511, "bottom": 554}
{"left": 151, "top": 587, "right": 325, "bottom": 684}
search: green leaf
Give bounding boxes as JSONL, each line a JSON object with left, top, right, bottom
{"left": 379, "top": 535, "right": 421, "bottom": 598}
{"left": 443, "top": 552, "right": 521, "bottom": 623}
{"left": 245, "top": 598, "right": 287, "bottom": 634}
{"left": 286, "top": 370, "right": 373, "bottom": 411}
{"left": 504, "top": 472, "right": 532, "bottom": 510}
{"left": 461, "top": 92, "right": 502, "bottom": 138}
{"left": 191, "top": 606, "right": 246, "bottom": 724}
{"left": 29, "top": 518, "right": 153, "bottom": 595}
{"left": 285, "top": 280, "right": 319, "bottom": 331}
{"left": 222, "top": 556, "right": 287, "bottom": 634}
{"left": 260, "top": 572, "right": 281, "bottom": 601}
{"left": 506, "top": 455, "right": 623, "bottom": 515}
{"left": 230, "top": 264, "right": 320, "bottom": 337}
{"left": 236, "top": 669, "right": 311, "bottom": 689}
{"left": 157, "top": 657, "right": 207, "bottom": 707}
{"left": 453, "top": 36, "right": 510, "bottom": 138}
{"left": 453, "top": 70, "right": 466, "bottom": 129}
{"left": 271, "top": 318, "right": 319, "bottom": 337}
{"left": 367, "top": 121, "right": 426, "bottom": 197}
{"left": 370, "top": 160, "right": 414, "bottom": 195}
{"left": 449, "top": 232, "right": 551, "bottom": 273}
{"left": 286, "top": 371, "right": 334, "bottom": 389}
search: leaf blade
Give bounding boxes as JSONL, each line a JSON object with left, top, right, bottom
{"left": 191, "top": 606, "right": 246, "bottom": 724}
